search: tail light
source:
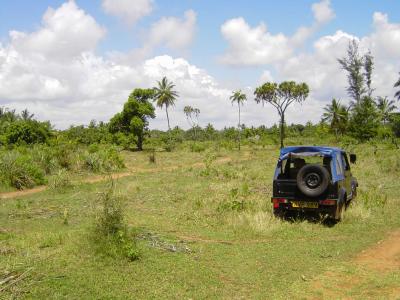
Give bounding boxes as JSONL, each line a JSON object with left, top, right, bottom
{"left": 319, "top": 199, "right": 336, "bottom": 206}
{"left": 272, "top": 198, "right": 288, "bottom": 208}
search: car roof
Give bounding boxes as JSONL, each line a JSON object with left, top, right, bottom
{"left": 279, "top": 146, "right": 344, "bottom": 160}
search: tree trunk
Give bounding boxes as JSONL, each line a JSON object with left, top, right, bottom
{"left": 137, "top": 132, "right": 143, "bottom": 151}
{"left": 165, "top": 106, "right": 171, "bottom": 131}
{"left": 238, "top": 102, "right": 241, "bottom": 151}
{"left": 280, "top": 113, "right": 285, "bottom": 149}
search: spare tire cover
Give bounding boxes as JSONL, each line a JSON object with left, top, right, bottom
{"left": 296, "top": 164, "right": 330, "bottom": 197}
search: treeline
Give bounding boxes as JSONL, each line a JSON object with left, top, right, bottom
{"left": 1, "top": 40, "right": 399, "bottom": 151}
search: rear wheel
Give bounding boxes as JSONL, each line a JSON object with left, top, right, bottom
{"left": 335, "top": 200, "right": 346, "bottom": 222}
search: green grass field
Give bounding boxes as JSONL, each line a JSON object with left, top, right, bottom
{"left": 1, "top": 144, "right": 399, "bottom": 299}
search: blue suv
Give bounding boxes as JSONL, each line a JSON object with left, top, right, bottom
{"left": 271, "top": 146, "right": 358, "bottom": 221}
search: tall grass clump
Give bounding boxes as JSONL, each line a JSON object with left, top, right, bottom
{"left": 30, "top": 145, "right": 58, "bottom": 175}
{"left": 48, "top": 169, "right": 73, "bottom": 191}
{"left": 91, "top": 182, "right": 139, "bottom": 261}
{"left": 54, "top": 143, "right": 77, "bottom": 170}
{"left": 83, "top": 146, "right": 125, "bottom": 173}
{"left": 0, "top": 151, "right": 46, "bottom": 189}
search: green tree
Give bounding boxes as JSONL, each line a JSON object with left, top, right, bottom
{"left": 254, "top": 81, "right": 309, "bottom": 148}
{"left": 376, "top": 96, "right": 397, "bottom": 124}
{"left": 338, "top": 40, "right": 367, "bottom": 105}
{"left": 153, "top": 77, "right": 179, "bottom": 132}
{"left": 364, "top": 51, "right": 374, "bottom": 97}
{"left": 109, "top": 88, "right": 155, "bottom": 151}
{"left": 322, "top": 99, "right": 349, "bottom": 136}
{"left": 229, "top": 90, "right": 247, "bottom": 150}
{"left": 349, "top": 96, "right": 380, "bottom": 141}
{"left": 183, "top": 105, "right": 200, "bottom": 139}
{"left": 395, "top": 73, "right": 400, "bottom": 101}
{"left": 5, "top": 120, "right": 51, "bottom": 145}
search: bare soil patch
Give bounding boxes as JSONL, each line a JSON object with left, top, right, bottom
{"left": 309, "top": 229, "right": 400, "bottom": 299}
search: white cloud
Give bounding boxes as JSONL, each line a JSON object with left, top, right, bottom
{"left": 312, "top": 0, "right": 335, "bottom": 24}
{"left": 10, "top": 1, "right": 105, "bottom": 61}
{"left": 102, "top": 0, "right": 153, "bottom": 25}
{"left": 219, "top": 17, "right": 292, "bottom": 65}
{"left": 220, "top": 0, "right": 335, "bottom": 66}
{"left": 147, "top": 10, "right": 196, "bottom": 50}
{"left": 108, "top": 10, "right": 197, "bottom": 66}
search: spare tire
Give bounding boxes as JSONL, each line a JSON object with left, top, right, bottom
{"left": 296, "top": 164, "right": 330, "bottom": 197}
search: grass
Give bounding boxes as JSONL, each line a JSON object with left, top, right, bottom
{"left": 0, "top": 143, "right": 399, "bottom": 299}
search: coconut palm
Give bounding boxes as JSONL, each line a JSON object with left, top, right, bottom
{"left": 153, "top": 77, "right": 179, "bottom": 131}
{"left": 183, "top": 106, "right": 200, "bottom": 139}
{"left": 21, "top": 109, "right": 34, "bottom": 121}
{"left": 322, "top": 98, "right": 349, "bottom": 136}
{"left": 376, "top": 96, "right": 397, "bottom": 124}
{"left": 230, "top": 90, "right": 247, "bottom": 150}
{"left": 395, "top": 73, "right": 400, "bottom": 101}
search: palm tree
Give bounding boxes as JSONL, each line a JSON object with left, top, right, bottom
{"left": 395, "top": 73, "right": 400, "bottom": 101}
{"left": 322, "top": 98, "right": 349, "bottom": 137}
{"left": 183, "top": 106, "right": 200, "bottom": 139}
{"left": 230, "top": 90, "right": 247, "bottom": 150}
{"left": 376, "top": 96, "right": 397, "bottom": 124}
{"left": 153, "top": 77, "right": 179, "bottom": 132}
{"left": 21, "top": 109, "right": 34, "bottom": 121}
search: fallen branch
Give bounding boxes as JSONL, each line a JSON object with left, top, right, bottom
{"left": 0, "top": 268, "right": 33, "bottom": 293}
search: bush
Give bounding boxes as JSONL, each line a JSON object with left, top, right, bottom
{"left": 0, "top": 151, "right": 46, "bottom": 189}
{"left": 190, "top": 142, "right": 206, "bottom": 152}
{"left": 92, "top": 183, "right": 139, "bottom": 261}
{"left": 48, "top": 169, "right": 73, "bottom": 191}
{"left": 82, "top": 146, "right": 125, "bottom": 172}
{"left": 54, "top": 144, "right": 76, "bottom": 170}
{"left": 4, "top": 120, "right": 51, "bottom": 145}
{"left": 30, "top": 145, "right": 58, "bottom": 175}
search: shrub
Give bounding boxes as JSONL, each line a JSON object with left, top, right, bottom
{"left": 148, "top": 149, "right": 156, "bottom": 164}
{"left": 82, "top": 146, "right": 125, "bottom": 173}
{"left": 190, "top": 142, "right": 206, "bottom": 152}
{"left": 218, "top": 183, "right": 251, "bottom": 212}
{"left": 4, "top": 120, "right": 51, "bottom": 145}
{"left": 48, "top": 169, "right": 73, "bottom": 191}
{"left": 54, "top": 144, "right": 76, "bottom": 170}
{"left": 0, "top": 151, "right": 46, "bottom": 189}
{"left": 92, "top": 183, "right": 139, "bottom": 261}
{"left": 200, "top": 152, "right": 217, "bottom": 176}
{"left": 30, "top": 145, "right": 58, "bottom": 175}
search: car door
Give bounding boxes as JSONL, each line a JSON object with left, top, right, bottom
{"left": 341, "top": 153, "right": 352, "bottom": 198}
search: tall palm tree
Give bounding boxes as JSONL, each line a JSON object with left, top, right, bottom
{"left": 322, "top": 98, "right": 349, "bottom": 136}
{"left": 376, "top": 96, "right": 397, "bottom": 124}
{"left": 183, "top": 106, "right": 200, "bottom": 139}
{"left": 153, "top": 77, "right": 179, "bottom": 132}
{"left": 21, "top": 109, "right": 34, "bottom": 121}
{"left": 395, "top": 73, "right": 400, "bottom": 101}
{"left": 230, "top": 90, "right": 247, "bottom": 150}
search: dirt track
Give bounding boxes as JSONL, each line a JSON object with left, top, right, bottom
{"left": 0, "top": 156, "right": 234, "bottom": 200}
{"left": 310, "top": 229, "right": 400, "bottom": 299}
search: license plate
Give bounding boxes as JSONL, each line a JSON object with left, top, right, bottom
{"left": 291, "top": 201, "right": 318, "bottom": 208}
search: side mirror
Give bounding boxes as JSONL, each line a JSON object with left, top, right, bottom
{"left": 350, "top": 154, "right": 357, "bottom": 164}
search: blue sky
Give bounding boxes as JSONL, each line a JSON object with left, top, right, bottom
{"left": 0, "top": 0, "right": 399, "bottom": 129}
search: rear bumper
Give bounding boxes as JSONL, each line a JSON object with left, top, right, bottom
{"left": 272, "top": 198, "right": 338, "bottom": 217}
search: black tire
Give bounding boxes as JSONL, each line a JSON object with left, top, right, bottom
{"left": 335, "top": 203, "right": 345, "bottom": 222}
{"left": 296, "top": 164, "right": 330, "bottom": 197}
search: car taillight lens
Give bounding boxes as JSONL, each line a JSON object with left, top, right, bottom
{"left": 319, "top": 199, "right": 336, "bottom": 206}
{"left": 272, "top": 198, "right": 288, "bottom": 208}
